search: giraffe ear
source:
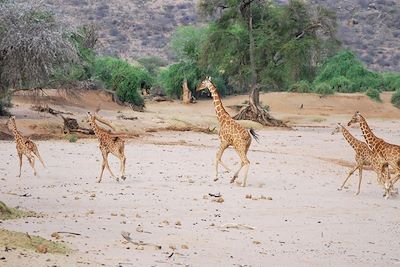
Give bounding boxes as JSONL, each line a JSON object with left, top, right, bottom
{"left": 208, "top": 76, "right": 212, "bottom": 81}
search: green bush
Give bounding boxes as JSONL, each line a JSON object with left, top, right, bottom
{"left": 67, "top": 134, "right": 78, "bottom": 143}
{"left": 383, "top": 73, "right": 400, "bottom": 91}
{"left": 314, "top": 83, "right": 334, "bottom": 95}
{"left": 365, "top": 88, "right": 381, "bottom": 102}
{"left": 391, "top": 89, "right": 400, "bottom": 108}
{"left": 314, "top": 51, "right": 386, "bottom": 93}
{"left": 158, "top": 62, "right": 226, "bottom": 98}
{"left": 328, "top": 76, "right": 353, "bottom": 92}
{"left": 137, "top": 56, "right": 167, "bottom": 76}
{"left": 289, "top": 80, "right": 312, "bottom": 93}
{"left": 94, "top": 57, "right": 151, "bottom": 107}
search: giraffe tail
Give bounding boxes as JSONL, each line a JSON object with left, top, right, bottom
{"left": 249, "top": 128, "right": 259, "bottom": 143}
{"left": 33, "top": 148, "right": 45, "bottom": 168}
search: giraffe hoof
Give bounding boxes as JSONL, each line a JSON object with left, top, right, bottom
{"left": 97, "top": 180, "right": 101, "bottom": 183}
{"left": 116, "top": 177, "right": 120, "bottom": 182}
{"left": 337, "top": 187, "right": 343, "bottom": 191}
{"left": 121, "top": 175, "right": 126, "bottom": 181}
{"left": 214, "top": 178, "right": 219, "bottom": 182}
{"left": 354, "top": 192, "right": 360, "bottom": 196}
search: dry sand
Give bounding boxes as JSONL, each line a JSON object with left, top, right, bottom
{"left": 0, "top": 91, "right": 400, "bottom": 266}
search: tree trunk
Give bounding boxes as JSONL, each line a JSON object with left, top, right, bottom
{"left": 233, "top": 2, "right": 287, "bottom": 127}
{"left": 182, "top": 79, "right": 192, "bottom": 104}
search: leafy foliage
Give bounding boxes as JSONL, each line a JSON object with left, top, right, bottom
{"left": 94, "top": 57, "right": 151, "bottom": 107}
{"left": 0, "top": 2, "right": 78, "bottom": 89}
{"left": 198, "top": 0, "right": 339, "bottom": 92}
{"left": 391, "top": 89, "right": 400, "bottom": 108}
{"left": 314, "top": 51, "right": 385, "bottom": 92}
{"left": 382, "top": 73, "right": 400, "bottom": 91}
{"left": 314, "top": 82, "right": 334, "bottom": 95}
{"left": 160, "top": 24, "right": 226, "bottom": 99}
{"left": 365, "top": 88, "right": 381, "bottom": 102}
{"left": 158, "top": 62, "right": 226, "bottom": 98}
{"left": 137, "top": 56, "right": 167, "bottom": 76}
{"left": 289, "top": 80, "right": 313, "bottom": 93}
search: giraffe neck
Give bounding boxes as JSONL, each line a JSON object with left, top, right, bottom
{"left": 90, "top": 119, "right": 104, "bottom": 139}
{"left": 10, "top": 121, "right": 22, "bottom": 140}
{"left": 341, "top": 126, "right": 362, "bottom": 151}
{"left": 208, "top": 83, "right": 229, "bottom": 123}
{"left": 358, "top": 115, "right": 379, "bottom": 149}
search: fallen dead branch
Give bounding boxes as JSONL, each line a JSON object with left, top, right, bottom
{"left": 60, "top": 115, "right": 94, "bottom": 135}
{"left": 31, "top": 105, "right": 73, "bottom": 116}
{"left": 121, "top": 231, "right": 162, "bottom": 250}
{"left": 219, "top": 223, "right": 255, "bottom": 230}
{"left": 208, "top": 193, "right": 221, "bottom": 198}
{"left": 117, "top": 114, "right": 138, "bottom": 120}
{"left": 146, "top": 125, "right": 216, "bottom": 134}
{"left": 55, "top": 231, "right": 81, "bottom": 236}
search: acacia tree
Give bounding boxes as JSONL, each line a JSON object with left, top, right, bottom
{"left": 198, "top": 0, "right": 338, "bottom": 126}
{"left": 0, "top": 1, "right": 78, "bottom": 113}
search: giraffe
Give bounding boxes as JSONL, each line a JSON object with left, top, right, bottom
{"left": 6, "top": 116, "right": 45, "bottom": 177}
{"left": 196, "top": 77, "right": 259, "bottom": 187}
{"left": 347, "top": 111, "right": 400, "bottom": 197}
{"left": 332, "top": 123, "right": 389, "bottom": 195}
{"left": 86, "top": 112, "right": 126, "bottom": 183}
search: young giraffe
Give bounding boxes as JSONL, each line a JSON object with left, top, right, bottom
{"left": 6, "top": 116, "right": 45, "bottom": 177}
{"left": 332, "top": 123, "right": 389, "bottom": 195}
{"left": 348, "top": 111, "right": 400, "bottom": 197}
{"left": 87, "top": 112, "right": 126, "bottom": 183}
{"left": 196, "top": 77, "right": 259, "bottom": 187}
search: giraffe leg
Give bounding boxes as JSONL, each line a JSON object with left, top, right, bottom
{"left": 241, "top": 163, "right": 250, "bottom": 187}
{"left": 231, "top": 148, "right": 250, "bottom": 186}
{"left": 231, "top": 163, "right": 243, "bottom": 184}
{"left": 98, "top": 158, "right": 106, "bottom": 183}
{"left": 384, "top": 163, "right": 400, "bottom": 198}
{"left": 338, "top": 165, "right": 359, "bottom": 191}
{"left": 120, "top": 154, "right": 126, "bottom": 181}
{"left": 17, "top": 152, "right": 22, "bottom": 177}
{"left": 355, "top": 167, "right": 363, "bottom": 196}
{"left": 215, "top": 142, "right": 230, "bottom": 182}
{"left": 105, "top": 155, "right": 118, "bottom": 182}
{"left": 27, "top": 155, "right": 36, "bottom": 176}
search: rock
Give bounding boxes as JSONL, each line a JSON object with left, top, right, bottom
{"left": 175, "top": 221, "right": 182, "bottom": 226}
{"left": 245, "top": 194, "right": 252, "bottom": 199}
{"left": 136, "top": 226, "right": 144, "bottom": 233}
{"left": 136, "top": 245, "right": 144, "bottom": 250}
{"left": 51, "top": 232, "right": 60, "bottom": 239}
{"left": 36, "top": 244, "right": 48, "bottom": 254}
{"left": 169, "top": 244, "right": 176, "bottom": 250}
{"left": 212, "top": 197, "right": 224, "bottom": 203}
{"left": 181, "top": 244, "right": 189, "bottom": 249}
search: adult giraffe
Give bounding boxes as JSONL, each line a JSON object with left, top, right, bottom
{"left": 348, "top": 111, "right": 400, "bottom": 197}
{"left": 196, "top": 77, "right": 259, "bottom": 187}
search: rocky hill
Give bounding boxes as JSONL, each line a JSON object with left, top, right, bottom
{"left": 41, "top": 0, "right": 399, "bottom": 72}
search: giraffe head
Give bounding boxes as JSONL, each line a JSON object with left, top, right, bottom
{"left": 86, "top": 112, "right": 95, "bottom": 126}
{"left": 347, "top": 111, "right": 361, "bottom": 126}
{"left": 86, "top": 112, "right": 116, "bottom": 131}
{"left": 196, "top": 76, "right": 213, "bottom": 91}
{"left": 331, "top": 123, "right": 342, "bottom": 135}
